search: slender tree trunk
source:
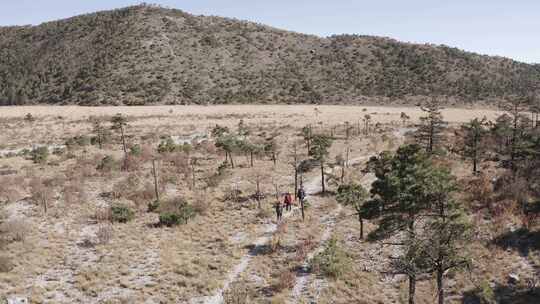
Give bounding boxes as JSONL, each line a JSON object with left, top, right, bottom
{"left": 408, "top": 274, "right": 416, "bottom": 304}
{"left": 152, "top": 159, "right": 160, "bottom": 202}
{"left": 191, "top": 163, "right": 196, "bottom": 189}
{"left": 340, "top": 165, "right": 344, "bottom": 184}
{"left": 345, "top": 146, "right": 350, "bottom": 168}
{"left": 224, "top": 151, "right": 228, "bottom": 164}
{"left": 256, "top": 181, "right": 261, "bottom": 209}
{"left": 320, "top": 162, "right": 325, "bottom": 193}
{"left": 301, "top": 200, "right": 305, "bottom": 221}
{"left": 97, "top": 131, "right": 102, "bottom": 149}
{"left": 294, "top": 169, "right": 298, "bottom": 200}
{"left": 300, "top": 174, "right": 305, "bottom": 221}
{"left": 437, "top": 265, "right": 444, "bottom": 304}
{"left": 230, "top": 152, "right": 235, "bottom": 168}
{"left": 473, "top": 153, "right": 477, "bottom": 174}
{"left": 358, "top": 212, "right": 364, "bottom": 239}
{"left": 429, "top": 120, "right": 434, "bottom": 153}
{"left": 120, "top": 126, "right": 127, "bottom": 154}
{"left": 473, "top": 136, "right": 478, "bottom": 175}
{"left": 42, "top": 197, "right": 47, "bottom": 214}
{"left": 272, "top": 152, "right": 276, "bottom": 166}
{"left": 510, "top": 113, "right": 518, "bottom": 178}
{"left": 250, "top": 151, "right": 254, "bottom": 167}
{"left": 120, "top": 126, "right": 128, "bottom": 170}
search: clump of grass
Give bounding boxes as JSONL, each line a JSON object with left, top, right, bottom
{"left": 224, "top": 282, "right": 252, "bottom": 304}
{"left": 311, "top": 237, "right": 350, "bottom": 279}
{"left": 97, "top": 155, "right": 117, "bottom": 172}
{"left": 1, "top": 218, "right": 30, "bottom": 242}
{"left": 110, "top": 205, "right": 134, "bottom": 223}
{"left": 31, "top": 146, "right": 49, "bottom": 164}
{"left": 158, "top": 196, "right": 197, "bottom": 227}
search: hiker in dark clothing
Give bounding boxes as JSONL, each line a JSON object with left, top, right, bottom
{"left": 284, "top": 192, "right": 293, "bottom": 212}
{"left": 297, "top": 185, "right": 306, "bottom": 221}
{"left": 274, "top": 199, "right": 283, "bottom": 221}
{"left": 297, "top": 186, "right": 306, "bottom": 203}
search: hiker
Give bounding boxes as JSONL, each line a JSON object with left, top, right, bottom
{"left": 284, "top": 192, "right": 293, "bottom": 212}
{"left": 297, "top": 185, "right": 306, "bottom": 221}
{"left": 297, "top": 186, "right": 306, "bottom": 203}
{"left": 274, "top": 199, "right": 283, "bottom": 221}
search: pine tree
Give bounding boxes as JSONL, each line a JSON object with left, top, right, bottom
{"left": 301, "top": 125, "right": 313, "bottom": 154}
{"left": 309, "top": 134, "right": 333, "bottom": 193}
{"left": 215, "top": 134, "right": 240, "bottom": 168}
{"left": 415, "top": 98, "right": 447, "bottom": 153}
{"left": 111, "top": 113, "right": 129, "bottom": 169}
{"left": 92, "top": 118, "right": 107, "bottom": 149}
{"left": 336, "top": 183, "right": 368, "bottom": 239}
{"left": 419, "top": 167, "right": 471, "bottom": 304}
{"left": 362, "top": 144, "right": 433, "bottom": 304}
{"left": 461, "top": 118, "right": 488, "bottom": 174}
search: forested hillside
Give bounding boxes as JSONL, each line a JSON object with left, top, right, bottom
{"left": 1, "top": 4, "right": 539, "bottom": 106}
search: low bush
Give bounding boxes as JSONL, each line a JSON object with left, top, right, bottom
{"left": 157, "top": 137, "right": 177, "bottom": 153}
{"left": 311, "top": 238, "right": 350, "bottom": 279}
{"left": 24, "top": 113, "right": 35, "bottom": 122}
{"left": 129, "top": 144, "right": 142, "bottom": 156}
{"left": 110, "top": 205, "right": 134, "bottom": 223}
{"left": 223, "top": 282, "right": 252, "bottom": 304}
{"left": 31, "top": 146, "right": 49, "bottom": 164}
{"left": 97, "top": 155, "right": 116, "bottom": 172}
{"left": 148, "top": 200, "right": 160, "bottom": 212}
{"left": 158, "top": 197, "right": 196, "bottom": 227}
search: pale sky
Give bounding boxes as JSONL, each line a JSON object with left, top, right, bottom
{"left": 1, "top": 0, "right": 539, "bottom": 63}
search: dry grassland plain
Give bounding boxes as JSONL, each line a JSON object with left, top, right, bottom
{"left": 3, "top": 105, "right": 534, "bottom": 304}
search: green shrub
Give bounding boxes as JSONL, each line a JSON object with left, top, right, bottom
{"left": 311, "top": 238, "right": 350, "bottom": 279}
{"left": 31, "top": 146, "right": 49, "bottom": 164}
{"left": 475, "top": 280, "right": 496, "bottom": 304}
{"left": 158, "top": 198, "right": 196, "bottom": 227}
{"left": 148, "top": 200, "right": 160, "bottom": 212}
{"left": 158, "top": 213, "right": 182, "bottom": 227}
{"left": 111, "top": 205, "right": 134, "bottom": 223}
{"left": 97, "top": 155, "right": 116, "bottom": 171}
{"left": 181, "top": 143, "right": 193, "bottom": 154}
{"left": 52, "top": 147, "right": 65, "bottom": 155}
{"left": 17, "top": 149, "right": 30, "bottom": 157}
{"left": 157, "top": 137, "right": 177, "bottom": 153}
{"left": 24, "top": 113, "right": 35, "bottom": 122}
{"left": 130, "top": 144, "right": 142, "bottom": 156}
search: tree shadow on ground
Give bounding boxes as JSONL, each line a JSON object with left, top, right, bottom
{"left": 462, "top": 284, "right": 540, "bottom": 304}
{"left": 244, "top": 243, "right": 296, "bottom": 256}
{"left": 491, "top": 228, "right": 540, "bottom": 257}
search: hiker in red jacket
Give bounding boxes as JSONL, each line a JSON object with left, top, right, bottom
{"left": 284, "top": 192, "right": 293, "bottom": 212}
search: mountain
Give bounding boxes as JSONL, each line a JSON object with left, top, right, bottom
{"left": 1, "top": 4, "right": 539, "bottom": 106}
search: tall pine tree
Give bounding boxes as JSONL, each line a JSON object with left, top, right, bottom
{"left": 415, "top": 98, "right": 447, "bottom": 154}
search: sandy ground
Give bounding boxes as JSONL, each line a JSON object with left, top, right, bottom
{"left": 0, "top": 105, "right": 503, "bottom": 125}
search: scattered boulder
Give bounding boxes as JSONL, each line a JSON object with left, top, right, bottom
{"left": 508, "top": 273, "right": 520, "bottom": 285}
{"left": 7, "top": 297, "right": 28, "bottom": 304}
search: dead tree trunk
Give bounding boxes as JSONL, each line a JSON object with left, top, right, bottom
{"left": 152, "top": 159, "right": 160, "bottom": 203}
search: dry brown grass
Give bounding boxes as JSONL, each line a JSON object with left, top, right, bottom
{"left": 1, "top": 218, "right": 30, "bottom": 242}
{"left": 0, "top": 105, "right": 530, "bottom": 304}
